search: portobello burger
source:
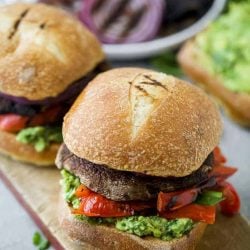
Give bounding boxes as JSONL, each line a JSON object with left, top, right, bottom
{"left": 57, "top": 68, "right": 240, "bottom": 249}
{"left": 0, "top": 3, "right": 104, "bottom": 165}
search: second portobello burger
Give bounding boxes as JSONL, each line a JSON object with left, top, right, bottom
{"left": 0, "top": 3, "right": 104, "bottom": 165}
{"left": 57, "top": 68, "right": 240, "bottom": 249}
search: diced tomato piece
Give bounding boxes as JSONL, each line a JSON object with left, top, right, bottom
{"left": 73, "top": 185, "right": 153, "bottom": 217}
{"left": 213, "top": 146, "right": 227, "bottom": 165}
{"left": 160, "top": 204, "right": 216, "bottom": 224}
{"left": 0, "top": 114, "right": 29, "bottom": 132}
{"left": 220, "top": 182, "right": 240, "bottom": 216}
{"left": 157, "top": 189, "right": 198, "bottom": 212}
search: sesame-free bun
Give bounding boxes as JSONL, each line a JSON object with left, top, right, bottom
{"left": 178, "top": 41, "right": 250, "bottom": 126}
{"left": 0, "top": 129, "right": 59, "bottom": 166}
{"left": 59, "top": 194, "right": 207, "bottom": 250}
{"left": 0, "top": 3, "right": 104, "bottom": 101}
{"left": 63, "top": 68, "right": 222, "bottom": 177}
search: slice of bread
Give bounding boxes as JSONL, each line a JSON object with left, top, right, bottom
{"left": 178, "top": 41, "right": 250, "bottom": 126}
{"left": 59, "top": 194, "right": 207, "bottom": 250}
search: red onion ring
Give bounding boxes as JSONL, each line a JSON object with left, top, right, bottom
{"left": 79, "top": 0, "right": 165, "bottom": 44}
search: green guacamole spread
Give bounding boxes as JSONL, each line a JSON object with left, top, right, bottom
{"left": 195, "top": 1, "right": 250, "bottom": 93}
{"left": 16, "top": 126, "right": 63, "bottom": 152}
{"left": 60, "top": 170, "right": 194, "bottom": 241}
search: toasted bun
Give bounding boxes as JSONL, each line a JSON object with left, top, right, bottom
{"left": 63, "top": 68, "right": 222, "bottom": 177}
{"left": 0, "top": 3, "right": 104, "bottom": 100}
{"left": 178, "top": 41, "right": 250, "bottom": 126}
{"left": 59, "top": 194, "right": 207, "bottom": 250}
{"left": 0, "top": 129, "right": 59, "bottom": 166}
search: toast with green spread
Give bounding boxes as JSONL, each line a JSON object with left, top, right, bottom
{"left": 178, "top": 1, "right": 250, "bottom": 126}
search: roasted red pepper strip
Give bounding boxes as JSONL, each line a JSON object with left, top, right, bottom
{"left": 157, "top": 189, "right": 198, "bottom": 212}
{"left": 29, "top": 105, "right": 62, "bottom": 126}
{"left": 0, "top": 114, "right": 29, "bottom": 132}
{"left": 213, "top": 146, "right": 227, "bottom": 165}
{"left": 75, "top": 184, "right": 92, "bottom": 197}
{"left": 219, "top": 181, "right": 240, "bottom": 216}
{"left": 0, "top": 105, "right": 63, "bottom": 133}
{"left": 210, "top": 165, "right": 237, "bottom": 182}
{"left": 157, "top": 165, "right": 237, "bottom": 213}
{"left": 73, "top": 193, "right": 134, "bottom": 217}
{"left": 160, "top": 204, "right": 216, "bottom": 224}
{"left": 73, "top": 184, "right": 153, "bottom": 217}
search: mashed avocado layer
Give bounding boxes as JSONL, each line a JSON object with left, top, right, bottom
{"left": 116, "top": 216, "right": 193, "bottom": 240}
{"left": 60, "top": 170, "right": 194, "bottom": 241}
{"left": 195, "top": 1, "right": 250, "bottom": 93}
{"left": 16, "top": 126, "right": 63, "bottom": 152}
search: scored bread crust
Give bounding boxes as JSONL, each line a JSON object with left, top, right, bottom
{"left": 178, "top": 41, "right": 250, "bottom": 126}
{"left": 0, "top": 129, "right": 60, "bottom": 166}
{"left": 63, "top": 68, "right": 222, "bottom": 177}
{"left": 59, "top": 194, "right": 207, "bottom": 250}
{"left": 0, "top": 3, "right": 104, "bottom": 100}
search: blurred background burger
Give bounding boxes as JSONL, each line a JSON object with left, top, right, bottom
{"left": 0, "top": 3, "right": 104, "bottom": 166}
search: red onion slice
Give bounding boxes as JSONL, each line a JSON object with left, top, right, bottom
{"left": 79, "top": 0, "right": 165, "bottom": 44}
{"left": 0, "top": 74, "right": 93, "bottom": 106}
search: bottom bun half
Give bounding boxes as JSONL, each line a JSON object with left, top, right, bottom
{"left": 58, "top": 194, "right": 207, "bottom": 250}
{"left": 0, "top": 130, "right": 60, "bottom": 166}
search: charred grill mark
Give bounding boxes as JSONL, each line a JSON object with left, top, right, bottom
{"left": 100, "top": 0, "right": 130, "bottom": 31}
{"left": 39, "top": 22, "right": 46, "bottom": 29}
{"left": 195, "top": 176, "right": 217, "bottom": 189}
{"left": 128, "top": 78, "right": 134, "bottom": 118}
{"left": 120, "top": 6, "right": 146, "bottom": 39}
{"left": 92, "top": 0, "right": 107, "bottom": 13}
{"left": 166, "top": 196, "right": 178, "bottom": 211}
{"left": 128, "top": 73, "right": 141, "bottom": 98}
{"left": 142, "top": 75, "right": 167, "bottom": 90}
{"left": 8, "top": 9, "right": 29, "bottom": 39}
{"left": 134, "top": 85, "right": 149, "bottom": 96}
{"left": 134, "top": 84, "right": 158, "bottom": 102}
{"left": 128, "top": 74, "right": 158, "bottom": 99}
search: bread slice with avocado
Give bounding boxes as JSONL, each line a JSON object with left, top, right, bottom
{"left": 178, "top": 1, "right": 250, "bottom": 126}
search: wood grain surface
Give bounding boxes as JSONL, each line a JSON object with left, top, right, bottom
{"left": 0, "top": 155, "right": 249, "bottom": 250}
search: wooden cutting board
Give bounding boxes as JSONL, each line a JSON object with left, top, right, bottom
{"left": 0, "top": 156, "right": 249, "bottom": 250}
